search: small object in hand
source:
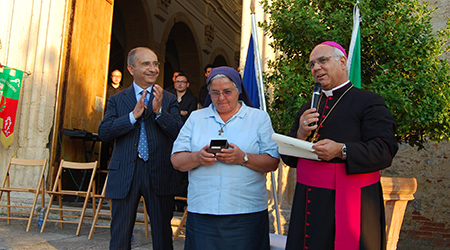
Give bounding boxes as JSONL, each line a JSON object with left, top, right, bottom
{"left": 207, "top": 139, "right": 229, "bottom": 154}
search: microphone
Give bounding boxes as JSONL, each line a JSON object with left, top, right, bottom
{"left": 309, "top": 82, "right": 322, "bottom": 126}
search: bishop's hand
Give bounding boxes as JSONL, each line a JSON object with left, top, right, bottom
{"left": 297, "top": 108, "right": 319, "bottom": 140}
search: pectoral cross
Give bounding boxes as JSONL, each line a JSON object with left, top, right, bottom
{"left": 311, "top": 131, "right": 319, "bottom": 143}
{"left": 218, "top": 127, "right": 224, "bottom": 136}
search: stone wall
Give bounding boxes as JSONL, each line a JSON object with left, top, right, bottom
{"left": 430, "top": 0, "right": 450, "bottom": 61}
{"left": 387, "top": 141, "right": 450, "bottom": 249}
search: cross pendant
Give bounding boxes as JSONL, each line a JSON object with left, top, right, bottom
{"left": 311, "top": 132, "right": 319, "bottom": 143}
{"left": 218, "top": 128, "right": 224, "bottom": 136}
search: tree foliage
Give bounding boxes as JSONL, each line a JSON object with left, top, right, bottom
{"left": 260, "top": 0, "right": 450, "bottom": 149}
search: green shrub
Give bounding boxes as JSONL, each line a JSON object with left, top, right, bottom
{"left": 260, "top": 0, "right": 450, "bottom": 149}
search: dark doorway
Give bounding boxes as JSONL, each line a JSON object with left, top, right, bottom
{"left": 163, "top": 22, "right": 201, "bottom": 97}
{"left": 108, "top": 5, "right": 126, "bottom": 80}
{"left": 213, "top": 55, "right": 228, "bottom": 67}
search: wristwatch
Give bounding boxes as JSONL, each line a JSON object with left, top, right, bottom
{"left": 154, "top": 107, "right": 162, "bottom": 115}
{"left": 243, "top": 152, "right": 249, "bottom": 166}
{"left": 341, "top": 144, "right": 347, "bottom": 160}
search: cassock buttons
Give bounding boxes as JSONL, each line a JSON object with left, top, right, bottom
{"left": 307, "top": 200, "right": 311, "bottom": 203}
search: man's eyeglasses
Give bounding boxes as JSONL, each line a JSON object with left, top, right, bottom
{"left": 307, "top": 56, "right": 332, "bottom": 69}
{"left": 175, "top": 80, "right": 187, "bottom": 84}
{"left": 209, "top": 88, "right": 236, "bottom": 98}
{"left": 140, "top": 61, "right": 160, "bottom": 68}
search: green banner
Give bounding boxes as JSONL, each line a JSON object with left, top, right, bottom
{"left": 0, "top": 66, "right": 23, "bottom": 147}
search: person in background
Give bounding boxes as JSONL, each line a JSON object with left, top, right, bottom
{"left": 166, "top": 70, "right": 183, "bottom": 95}
{"left": 173, "top": 72, "right": 197, "bottom": 212}
{"left": 171, "top": 66, "right": 279, "bottom": 250}
{"left": 101, "top": 69, "right": 125, "bottom": 170}
{"left": 174, "top": 73, "right": 198, "bottom": 123}
{"left": 99, "top": 47, "right": 183, "bottom": 250}
{"left": 197, "top": 64, "right": 214, "bottom": 108}
{"left": 106, "top": 69, "right": 124, "bottom": 101}
{"left": 281, "top": 41, "right": 398, "bottom": 250}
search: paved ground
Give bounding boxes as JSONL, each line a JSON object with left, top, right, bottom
{"left": 0, "top": 212, "right": 186, "bottom": 250}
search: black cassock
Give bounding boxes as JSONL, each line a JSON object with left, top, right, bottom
{"left": 282, "top": 82, "right": 398, "bottom": 250}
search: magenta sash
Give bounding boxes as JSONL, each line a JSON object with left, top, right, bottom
{"left": 296, "top": 158, "right": 380, "bottom": 250}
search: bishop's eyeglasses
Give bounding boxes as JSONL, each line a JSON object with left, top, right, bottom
{"left": 307, "top": 56, "right": 332, "bottom": 69}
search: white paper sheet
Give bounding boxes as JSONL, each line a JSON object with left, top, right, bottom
{"left": 271, "top": 133, "right": 320, "bottom": 161}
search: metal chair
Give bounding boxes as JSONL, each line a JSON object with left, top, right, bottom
{"left": 0, "top": 157, "right": 48, "bottom": 232}
{"left": 40, "top": 160, "right": 98, "bottom": 235}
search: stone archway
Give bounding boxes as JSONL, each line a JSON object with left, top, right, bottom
{"left": 161, "top": 13, "right": 202, "bottom": 97}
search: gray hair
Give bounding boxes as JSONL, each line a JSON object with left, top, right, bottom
{"left": 331, "top": 47, "right": 349, "bottom": 72}
{"left": 207, "top": 74, "right": 241, "bottom": 94}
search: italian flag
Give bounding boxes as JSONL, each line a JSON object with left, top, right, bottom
{"left": 348, "top": 1, "right": 361, "bottom": 89}
{"left": 0, "top": 66, "right": 23, "bottom": 147}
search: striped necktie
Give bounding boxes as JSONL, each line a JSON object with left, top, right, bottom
{"left": 137, "top": 90, "right": 149, "bottom": 161}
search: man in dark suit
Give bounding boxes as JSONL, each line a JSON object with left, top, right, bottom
{"left": 98, "top": 47, "right": 183, "bottom": 250}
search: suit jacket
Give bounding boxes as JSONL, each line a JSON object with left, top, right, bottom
{"left": 98, "top": 84, "right": 183, "bottom": 199}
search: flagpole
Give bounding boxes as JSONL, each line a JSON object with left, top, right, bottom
{"left": 250, "top": 9, "right": 267, "bottom": 111}
{"left": 250, "top": 2, "right": 282, "bottom": 234}
{"left": 348, "top": 0, "right": 362, "bottom": 88}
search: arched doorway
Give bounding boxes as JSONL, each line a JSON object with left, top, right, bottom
{"left": 163, "top": 21, "right": 201, "bottom": 97}
{"left": 213, "top": 55, "right": 228, "bottom": 67}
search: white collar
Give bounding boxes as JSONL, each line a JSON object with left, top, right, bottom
{"left": 322, "top": 80, "right": 350, "bottom": 97}
{"left": 133, "top": 81, "right": 153, "bottom": 96}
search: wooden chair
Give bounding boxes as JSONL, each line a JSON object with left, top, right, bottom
{"left": 40, "top": 160, "right": 98, "bottom": 235}
{"left": 0, "top": 157, "right": 48, "bottom": 232}
{"left": 88, "top": 171, "right": 149, "bottom": 239}
{"left": 172, "top": 196, "right": 188, "bottom": 240}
